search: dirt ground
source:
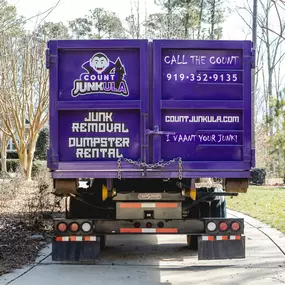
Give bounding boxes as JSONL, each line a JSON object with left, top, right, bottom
{"left": 0, "top": 215, "right": 53, "bottom": 275}
{"left": 0, "top": 170, "right": 64, "bottom": 276}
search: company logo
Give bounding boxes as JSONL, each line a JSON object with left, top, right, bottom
{"left": 72, "top": 52, "right": 129, "bottom": 97}
{"left": 138, "top": 193, "right": 162, "bottom": 200}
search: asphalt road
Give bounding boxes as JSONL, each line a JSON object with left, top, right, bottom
{"left": 1, "top": 210, "right": 285, "bottom": 285}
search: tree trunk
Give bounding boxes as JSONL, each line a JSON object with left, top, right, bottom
{"left": 283, "top": 150, "right": 285, "bottom": 184}
{"left": 268, "top": 67, "right": 273, "bottom": 133}
{"left": 184, "top": 0, "right": 191, "bottom": 39}
{"left": 1, "top": 134, "right": 8, "bottom": 173}
{"left": 210, "top": 0, "right": 216, "bottom": 40}
{"left": 18, "top": 147, "right": 29, "bottom": 179}
{"left": 136, "top": 0, "right": 140, "bottom": 39}
{"left": 198, "top": 0, "right": 204, "bottom": 39}
{"left": 166, "top": 0, "right": 171, "bottom": 39}
{"left": 26, "top": 154, "right": 33, "bottom": 181}
{"left": 26, "top": 136, "right": 38, "bottom": 180}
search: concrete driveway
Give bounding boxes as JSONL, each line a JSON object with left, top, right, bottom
{"left": 1, "top": 210, "right": 285, "bottom": 285}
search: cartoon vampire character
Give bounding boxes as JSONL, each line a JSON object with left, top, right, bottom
{"left": 82, "top": 52, "right": 113, "bottom": 75}
{"left": 81, "top": 52, "right": 127, "bottom": 89}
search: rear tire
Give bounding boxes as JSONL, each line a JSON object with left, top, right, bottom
{"left": 186, "top": 235, "right": 198, "bottom": 250}
{"left": 98, "top": 235, "right": 107, "bottom": 250}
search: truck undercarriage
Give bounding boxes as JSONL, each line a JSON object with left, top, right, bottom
{"left": 52, "top": 178, "right": 246, "bottom": 261}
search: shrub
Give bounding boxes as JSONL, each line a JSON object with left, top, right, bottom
{"left": 6, "top": 159, "right": 20, "bottom": 172}
{"left": 35, "top": 127, "right": 49, "bottom": 160}
{"left": 7, "top": 152, "right": 19, "bottom": 159}
{"left": 0, "top": 159, "right": 46, "bottom": 178}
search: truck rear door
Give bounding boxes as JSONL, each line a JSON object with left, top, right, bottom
{"left": 151, "top": 40, "right": 254, "bottom": 178}
{"left": 47, "top": 40, "right": 149, "bottom": 178}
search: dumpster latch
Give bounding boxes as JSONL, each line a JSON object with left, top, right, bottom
{"left": 146, "top": 125, "right": 176, "bottom": 136}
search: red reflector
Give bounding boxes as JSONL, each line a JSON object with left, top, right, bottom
{"left": 70, "top": 236, "right": 77, "bottom": 241}
{"left": 57, "top": 223, "right": 67, "bottom": 232}
{"left": 146, "top": 222, "right": 152, "bottom": 228}
{"left": 134, "top": 222, "right": 141, "bottom": 228}
{"left": 231, "top": 222, "right": 240, "bottom": 231}
{"left": 208, "top": 236, "right": 214, "bottom": 241}
{"left": 219, "top": 222, "right": 228, "bottom": 231}
{"left": 70, "top": 223, "right": 79, "bottom": 232}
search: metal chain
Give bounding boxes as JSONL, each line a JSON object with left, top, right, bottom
{"left": 117, "top": 157, "right": 122, "bottom": 180}
{"left": 121, "top": 157, "right": 181, "bottom": 169}
{"left": 117, "top": 156, "right": 183, "bottom": 179}
{"left": 178, "top": 157, "right": 183, "bottom": 180}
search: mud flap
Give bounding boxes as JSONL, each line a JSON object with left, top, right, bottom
{"left": 52, "top": 238, "right": 101, "bottom": 261}
{"left": 198, "top": 236, "right": 245, "bottom": 260}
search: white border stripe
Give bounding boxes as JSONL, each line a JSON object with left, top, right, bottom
{"left": 216, "top": 236, "right": 223, "bottom": 240}
{"left": 141, "top": 203, "right": 156, "bottom": 208}
{"left": 62, "top": 237, "right": 69, "bottom": 241}
{"left": 89, "top": 236, "right": 96, "bottom": 241}
{"left": 76, "top": 236, "right": 83, "bottom": 241}
{"left": 141, "top": 228, "right": 156, "bottom": 233}
{"left": 202, "top": 236, "right": 209, "bottom": 241}
{"left": 230, "top": 236, "right": 241, "bottom": 240}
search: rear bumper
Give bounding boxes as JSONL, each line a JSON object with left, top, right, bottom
{"left": 54, "top": 218, "right": 244, "bottom": 236}
{"left": 53, "top": 218, "right": 245, "bottom": 261}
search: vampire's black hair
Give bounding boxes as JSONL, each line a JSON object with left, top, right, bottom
{"left": 91, "top": 53, "right": 108, "bottom": 61}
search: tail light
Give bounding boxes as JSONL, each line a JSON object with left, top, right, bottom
{"left": 70, "top": 222, "right": 79, "bottom": 232}
{"left": 134, "top": 222, "right": 141, "bottom": 228}
{"left": 82, "top": 222, "right": 92, "bottom": 232}
{"left": 157, "top": 222, "right": 164, "bottom": 228}
{"left": 219, "top": 222, "right": 229, "bottom": 232}
{"left": 146, "top": 222, "right": 152, "bottom": 228}
{"left": 231, "top": 221, "right": 240, "bottom": 231}
{"left": 206, "top": 221, "right": 217, "bottom": 232}
{"left": 57, "top": 222, "right": 67, "bottom": 232}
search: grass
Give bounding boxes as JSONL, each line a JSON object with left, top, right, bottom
{"left": 226, "top": 186, "right": 285, "bottom": 234}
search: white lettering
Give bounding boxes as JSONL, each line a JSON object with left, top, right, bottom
{"left": 164, "top": 116, "right": 189, "bottom": 123}
{"left": 75, "top": 148, "right": 122, "bottom": 159}
{"left": 189, "top": 55, "right": 206, "bottom": 65}
{"left": 209, "top": 56, "right": 239, "bottom": 65}
{"left": 71, "top": 123, "right": 79, "bottom": 132}
{"left": 80, "top": 123, "right": 87, "bottom": 132}
{"left": 164, "top": 56, "right": 170, "bottom": 64}
{"left": 69, "top": 137, "right": 76, "bottom": 147}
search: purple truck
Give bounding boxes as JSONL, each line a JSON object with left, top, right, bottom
{"left": 46, "top": 39, "right": 255, "bottom": 261}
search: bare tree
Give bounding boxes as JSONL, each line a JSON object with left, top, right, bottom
{"left": 125, "top": 0, "right": 143, "bottom": 39}
{"left": 238, "top": 0, "right": 285, "bottom": 176}
{"left": 260, "top": 0, "right": 285, "bottom": 40}
{"left": 238, "top": 0, "right": 285, "bottom": 125}
{"left": 0, "top": 34, "right": 49, "bottom": 180}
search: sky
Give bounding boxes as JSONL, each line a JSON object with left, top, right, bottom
{"left": 7, "top": 0, "right": 250, "bottom": 40}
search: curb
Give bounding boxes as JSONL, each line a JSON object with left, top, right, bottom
{"left": 0, "top": 244, "right": 51, "bottom": 285}
{"left": 228, "top": 209, "right": 285, "bottom": 255}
